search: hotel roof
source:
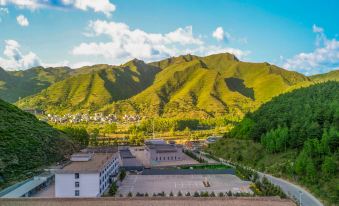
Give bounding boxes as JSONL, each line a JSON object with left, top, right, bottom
{"left": 56, "top": 153, "right": 116, "bottom": 173}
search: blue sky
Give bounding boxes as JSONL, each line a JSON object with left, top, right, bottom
{"left": 0, "top": 0, "right": 338, "bottom": 75}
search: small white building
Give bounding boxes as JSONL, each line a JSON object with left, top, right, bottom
{"left": 55, "top": 148, "right": 120, "bottom": 197}
{"left": 145, "top": 139, "right": 183, "bottom": 165}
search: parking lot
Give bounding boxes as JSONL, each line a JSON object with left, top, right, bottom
{"left": 118, "top": 174, "right": 252, "bottom": 196}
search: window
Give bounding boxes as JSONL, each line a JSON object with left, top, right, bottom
{"left": 75, "top": 182, "right": 79, "bottom": 187}
{"left": 75, "top": 173, "right": 79, "bottom": 179}
{"left": 75, "top": 190, "right": 80, "bottom": 196}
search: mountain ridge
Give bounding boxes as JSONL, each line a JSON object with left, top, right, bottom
{"left": 5, "top": 53, "right": 339, "bottom": 119}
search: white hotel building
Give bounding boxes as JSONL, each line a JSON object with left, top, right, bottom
{"left": 55, "top": 147, "right": 120, "bottom": 197}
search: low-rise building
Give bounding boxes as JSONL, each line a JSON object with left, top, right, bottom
{"left": 55, "top": 147, "right": 120, "bottom": 197}
{"left": 144, "top": 139, "right": 183, "bottom": 165}
{"left": 119, "top": 147, "right": 144, "bottom": 171}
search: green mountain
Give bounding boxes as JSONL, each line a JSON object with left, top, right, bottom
{"left": 207, "top": 81, "right": 339, "bottom": 205}
{"left": 0, "top": 98, "right": 76, "bottom": 189}
{"left": 105, "top": 53, "right": 310, "bottom": 118}
{"left": 310, "top": 70, "right": 339, "bottom": 82}
{"left": 0, "top": 66, "right": 72, "bottom": 102}
{"left": 15, "top": 53, "right": 338, "bottom": 119}
{"left": 16, "top": 60, "right": 160, "bottom": 114}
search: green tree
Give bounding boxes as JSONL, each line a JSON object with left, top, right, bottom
{"left": 321, "top": 156, "right": 336, "bottom": 176}
{"left": 305, "top": 158, "right": 317, "bottom": 183}
{"left": 109, "top": 182, "right": 118, "bottom": 196}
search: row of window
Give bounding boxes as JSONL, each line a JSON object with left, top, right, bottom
{"left": 155, "top": 156, "right": 180, "bottom": 161}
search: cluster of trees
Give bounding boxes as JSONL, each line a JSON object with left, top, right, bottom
{"left": 56, "top": 126, "right": 90, "bottom": 148}
{"left": 0, "top": 99, "right": 75, "bottom": 189}
{"left": 183, "top": 150, "right": 207, "bottom": 163}
{"left": 136, "top": 117, "right": 236, "bottom": 133}
{"left": 220, "top": 82, "right": 339, "bottom": 205}
{"left": 235, "top": 166, "right": 286, "bottom": 198}
{"left": 122, "top": 190, "right": 253, "bottom": 197}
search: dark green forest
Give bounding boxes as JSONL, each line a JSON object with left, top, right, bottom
{"left": 0, "top": 99, "right": 77, "bottom": 189}
{"left": 208, "top": 81, "right": 339, "bottom": 205}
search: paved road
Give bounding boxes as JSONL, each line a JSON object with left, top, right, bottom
{"left": 257, "top": 172, "right": 323, "bottom": 206}
{"left": 195, "top": 151, "right": 323, "bottom": 206}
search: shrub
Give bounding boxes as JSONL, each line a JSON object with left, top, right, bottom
{"left": 170, "top": 191, "right": 174, "bottom": 196}
{"left": 108, "top": 182, "right": 118, "bottom": 196}
{"left": 200, "top": 191, "right": 209, "bottom": 197}
{"left": 177, "top": 191, "right": 183, "bottom": 196}
{"left": 193, "top": 191, "right": 200, "bottom": 197}
{"left": 127, "top": 192, "right": 133, "bottom": 197}
{"left": 185, "top": 192, "right": 191, "bottom": 196}
{"left": 119, "top": 169, "right": 126, "bottom": 181}
{"left": 145, "top": 193, "right": 149, "bottom": 197}
{"left": 210, "top": 192, "right": 216, "bottom": 197}
{"left": 218, "top": 192, "right": 224, "bottom": 197}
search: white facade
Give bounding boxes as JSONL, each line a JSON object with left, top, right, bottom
{"left": 55, "top": 152, "right": 120, "bottom": 197}
{"left": 55, "top": 173, "right": 100, "bottom": 197}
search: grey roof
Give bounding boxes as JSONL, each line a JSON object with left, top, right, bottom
{"left": 119, "top": 149, "right": 135, "bottom": 159}
{"left": 56, "top": 153, "right": 116, "bottom": 173}
{"left": 147, "top": 144, "right": 182, "bottom": 153}
{"left": 0, "top": 173, "right": 53, "bottom": 198}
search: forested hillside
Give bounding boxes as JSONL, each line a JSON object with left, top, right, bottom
{"left": 103, "top": 53, "right": 310, "bottom": 119}
{"left": 16, "top": 60, "right": 160, "bottom": 114}
{"left": 0, "top": 66, "right": 72, "bottom": 103}
{"left": 11, "top": 53, "right": 338, "bottom": 120}
{"left": 207, "top": 82, "right": 339, "bottom": 205}
{"left": 0, "top": 99, "right": 77, "bottom": 189}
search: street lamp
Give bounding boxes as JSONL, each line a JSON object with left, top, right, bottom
{"left": 299, "top": 190, "right": 303, "bottom": 206}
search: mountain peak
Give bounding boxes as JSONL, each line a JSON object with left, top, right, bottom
{"left": 123, "top": 58, "right": 146, "bottom": 68}
{"left": 207, "top": 52, "right": 239, "bottom": 62}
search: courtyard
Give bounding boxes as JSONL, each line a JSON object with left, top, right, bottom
{"left": 117, "top": 174, "right": 252, "bottom": 196}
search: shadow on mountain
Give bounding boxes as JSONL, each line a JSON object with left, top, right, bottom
{"left": 225, "top": 77, "right": 255, "bottom": 100}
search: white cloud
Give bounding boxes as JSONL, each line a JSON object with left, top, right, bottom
{"left": 16, "top": 14, "right": 29, "bottom": 26}
{"left": 283, "top": 25, "right": 339, "bottom": 75}
{"left": 0, "top": 7, "right": 8, "bottom": 22}
{"left": 72, "top": 20, "right": 249, "bottom": 65}
{"left": 0, "top": 7, "right": 8, "bottom": 14}
{"left": 0, "top": 0, "right": 41, "bottom": 10}
{"left": 212, "top": 26, "right": 247, "bottom": 44}
{"left": 0, "top": 0, "right": 116, "bottom": 16}
{"left": 212, "top": 26, "right": 230, "bottom": 41}
{"left": 0, "top": 40, "right": 41, "bottom": 70}
{"left": 312, "top": 24, "right": 323, "bottom": 33}
{"left": 61, "top": 0, "right": 115, "bottom": 16}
